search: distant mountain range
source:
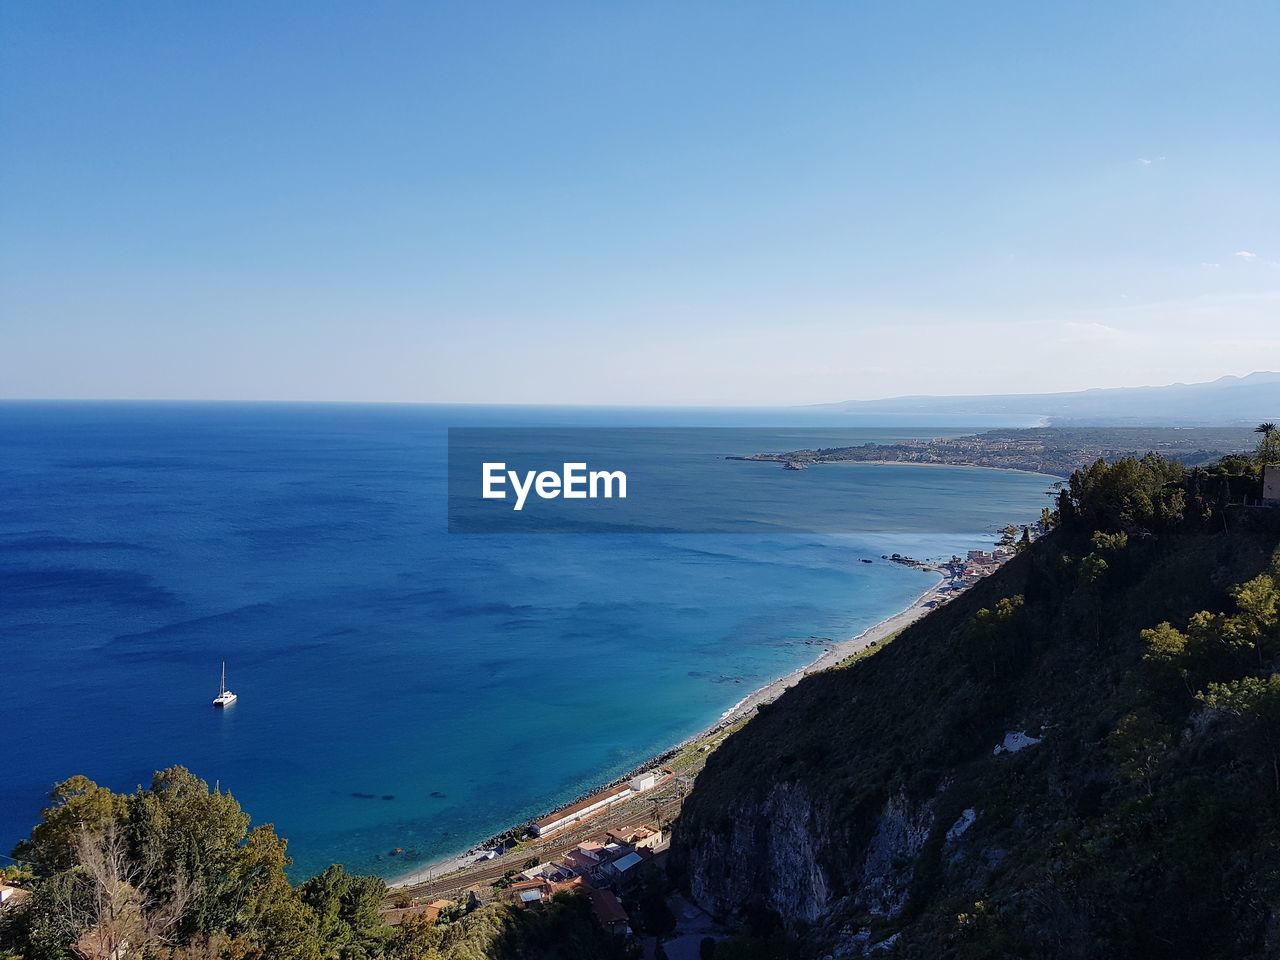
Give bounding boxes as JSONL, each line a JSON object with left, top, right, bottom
{"left": 822, "top": 371, "right": 1280, "bottom": 425}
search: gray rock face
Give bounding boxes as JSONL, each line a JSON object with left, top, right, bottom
{"left": 683, "top": 784, "right": 939, "bottom": 938}
{"left": 855, "top": 791, "right": 936, "bottom": 920}
{"left": 687, "top": 781, "right": 835, "bottom": 924}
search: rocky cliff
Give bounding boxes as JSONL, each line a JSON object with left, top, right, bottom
{"left": 671, "top": 466, "right": 1280, "bottom": 959}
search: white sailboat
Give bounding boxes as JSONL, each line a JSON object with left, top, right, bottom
{"left": 213, "top": 661, "right": 237, "bottom": 707}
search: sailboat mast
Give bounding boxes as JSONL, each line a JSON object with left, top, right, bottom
{"left": 220, "top": 661, "right": 226, "bottom": 695}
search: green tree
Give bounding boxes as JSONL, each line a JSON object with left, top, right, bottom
{"left": 1231, "top": 571, "right": 1280, "bottom": 668}
{"left": 299, "top": 864, "right": 389, "bottom": 959}
{"left": 964, "top": 596, "right": 1026, "bottom": 680}
{"left": 1077, "top": 553, "right": 1108, "bottom": 585}
{"left": 1142, "top": 621, "right": 1192, "bottom": 695}
{"left": 6, "top": 870, "right": 93, "bottom": 960}
{"left": 1255, "top": 422, "right": 1280, "bottom": 465}
{"left": 1066, "top": 455, "right": 1186, "bottom": 533}
{"left": 1200, "top": 674, "right": 1280, "bottom": 793}
{"left": 127, "top": 766, "right": 252, "bottom": 936}
{"left": 385, "top": 911, "right": 441, "bottom": 960}
{"left": 2, "top": 769, "right": 413, "bottom": 960}
{"left": 12, "top": 776, "right": 126, "bottom": 875}
{"left": 1105, "top": 711, "right": 1169, "bottom": 796}
{"left": 1142, "top": 606, "right": 1262, "bottom": 694}
{"left": 1090, "top": 530, "right": 1128, "bottom": 553}
{"left": 224, "top": 826, "right": 321, "bottom": 960}
{"left": 1056, "top": 487, "right": 1075, "bottom": 527}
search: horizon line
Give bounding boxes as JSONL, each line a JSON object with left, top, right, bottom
{"left": 0, "top": 369, "right": 1276, "bottom": 411}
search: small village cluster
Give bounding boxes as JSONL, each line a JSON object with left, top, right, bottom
{"left": 387, "top": 770, "right": 673, "bottom": 938}
{"left": 950, "top": 545, "right": 1019, "bottom": 589}
{"left": 887, "top": 538, "right": 1031, "bottom": 605}
{"left": 501, "top": 819, "right": 666, "bottom": 936}
{"left": 940, "top": 517, "right": 1053, "bottom": 593}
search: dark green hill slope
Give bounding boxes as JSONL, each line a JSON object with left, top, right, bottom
{"left": 672, "top": 458, "right": 1280, "bottom": 959}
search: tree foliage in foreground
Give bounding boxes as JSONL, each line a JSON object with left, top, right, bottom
{"left": 0, "top": 768, "right": 632, "bottom": 960}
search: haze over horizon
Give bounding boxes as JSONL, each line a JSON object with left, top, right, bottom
{"left": 1, "top": 369, "right": 1277, "bottom": 414}
{"left": 3, "top": 2, "right": 1278, "bottom": 406}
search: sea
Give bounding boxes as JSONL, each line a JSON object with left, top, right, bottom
{"left": 0, "top": 402, "right": 1055, "bottom": 879}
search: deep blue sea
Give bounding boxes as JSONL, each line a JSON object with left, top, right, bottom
{"left": 0, "top": 403, "right": 1055, "bottom": 879}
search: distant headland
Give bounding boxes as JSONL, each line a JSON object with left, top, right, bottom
{"left": 732, "top": 425, "right": 1260, "bottom": 478}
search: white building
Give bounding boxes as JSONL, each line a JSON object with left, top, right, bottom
{"left": 521, "top": 861, "right": 573, "bottom": 882}
{"left": 1265, "top": 464, "right": 1280, "bottom": 505}
{"left": 532, "top": 783, "right": 633, "bottom": 837}
{"left": 628, "top": 770, "right": 659, "bottom": 793}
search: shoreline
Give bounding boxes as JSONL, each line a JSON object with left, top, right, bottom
{"left": 706, "top": 569, "right": 948, "bottom": 725}
{"left": 388, "top": 567, "right": 952, "bottom": 890}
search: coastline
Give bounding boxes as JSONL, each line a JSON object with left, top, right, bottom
{"left": 707, "top": 570, "right": 948, "bottom": 726}
{"left": 388, "top": 569, "right": 951, "bottom": 890}
{"left": 738, "top": 456, "right": 1068, "bottom": 479}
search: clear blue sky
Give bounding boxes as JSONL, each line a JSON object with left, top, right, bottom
{"left": 2, "top": 1, "right": 1277, "bottom": 404}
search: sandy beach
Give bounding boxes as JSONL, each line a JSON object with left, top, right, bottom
{"left": 388, "top": 568, "right": 952, "bottom": 890}
{"left": 709, "top": 571, "right": 949, "bottom": 728}
{"left": 392, "top": 848, "right": 491, "bottom": 888}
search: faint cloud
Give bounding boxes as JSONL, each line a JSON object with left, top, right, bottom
{"left": 1136, "top": 156, "right": 1167, "bottom": 166}
{"left": 1061, "top": 321, "right": 1124, "bottom": 343}
{"left": 1234, "top": 250, "right": 1258, "bottom": 260}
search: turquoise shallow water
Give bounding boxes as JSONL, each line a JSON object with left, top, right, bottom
{"left": 0, "top": 403, "right": 1054, "bottom": 878}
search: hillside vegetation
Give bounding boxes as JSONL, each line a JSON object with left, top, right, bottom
{"left": 673, "top": 451, "right": 1280, "bottom": 958}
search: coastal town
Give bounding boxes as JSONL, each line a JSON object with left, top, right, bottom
{"left": 734, "top": 425, "right": 1258, "bottom": 477}
{"left": 377, "top": 526, "right": 1045, "bottom": 951}
{"left": 387, "top": 814, "right": 672, "bottom": 939}
{"left": 384, "top": 762, "right": 696, "bottom": 948}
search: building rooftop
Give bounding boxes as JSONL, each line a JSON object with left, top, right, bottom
{"left": 587, "top": 887, "right": 630, "bottom": 928}
{"left": 606, "top": 824, "right": 658, "bottom": 844}
{"left": 0, "top": 884, "right": 31, "bottom": 910}
{"left": 509, "top": 879, "right": 550, "bottom": 907}
{"left": 533, "top": 783, "right": 631, "bottom": 829}
{"left": 610, "top": 851, "right": 643, "bottom": 873}
{"left": 383, "top": 898, "right": 455, "bottom": 926}
{"left": 550, "top": 876, "right": 585, "bottom": 894}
